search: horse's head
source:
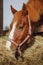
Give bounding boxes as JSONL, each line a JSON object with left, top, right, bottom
{"left": 6, "top": 3, "right": 32, "bottom": 58}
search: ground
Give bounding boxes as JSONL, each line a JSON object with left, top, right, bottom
{"left": 0, "top": 35, "right": 43, "bottom": 65}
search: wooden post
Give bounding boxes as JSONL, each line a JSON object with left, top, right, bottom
{"left": 0, "top": 0, "right": 3, "bottom": 36}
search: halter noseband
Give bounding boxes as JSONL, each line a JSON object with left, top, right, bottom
{"left": 8, "top": 16, "right": 32, "bottom": 58}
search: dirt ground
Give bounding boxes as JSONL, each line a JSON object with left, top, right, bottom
{"left": 0, "top": 35, "right": 43, "bottom": 65}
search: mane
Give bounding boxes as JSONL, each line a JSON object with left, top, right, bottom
{"left": 26, "top": 0, "right": 43, "bottom": 22}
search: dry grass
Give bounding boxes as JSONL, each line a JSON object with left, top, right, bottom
{"left": 0, "top": 35, "right": 43, "bottom": 65}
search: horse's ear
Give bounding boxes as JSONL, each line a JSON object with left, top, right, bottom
{"left": 22, "top": 3, "right": 28, "bottom": 16}
{"left": 10, "top": 5, "right": 17, "bottom": 14}
{"left": 22, "top": 3, "right": 26, "bottom": 11}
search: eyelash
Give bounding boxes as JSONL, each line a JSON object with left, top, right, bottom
{"left": 19, "top": 25, "right": 24, "bottom": 29}
{"left": 19, "top": 22, "right": 26, "bottom": 29}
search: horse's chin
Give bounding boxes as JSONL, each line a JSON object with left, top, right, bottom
{"left": 6, "top": 41, "right": 11, "bottom": 50}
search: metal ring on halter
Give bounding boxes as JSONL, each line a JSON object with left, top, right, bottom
{"left": 16, "top": 45, "right": 20, "bottom": 51}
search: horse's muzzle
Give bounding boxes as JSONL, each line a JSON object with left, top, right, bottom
{"left": 15, "top": 45, "right": 23, "bottom": 59}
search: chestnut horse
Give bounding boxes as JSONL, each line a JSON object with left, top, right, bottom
{"left": 6, "top": 0, "right": 43, "bottom": 59}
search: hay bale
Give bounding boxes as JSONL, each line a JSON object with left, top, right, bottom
{"left": 0, "top": 35, "right": 43, "bottom": 65}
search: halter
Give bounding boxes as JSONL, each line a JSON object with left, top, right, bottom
{"left": 8, "top": 16, "right": 32, "bottom": 58}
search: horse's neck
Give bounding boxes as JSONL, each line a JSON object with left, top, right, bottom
{"left": 27, "top": 0, "right": 43, "bottom": 22}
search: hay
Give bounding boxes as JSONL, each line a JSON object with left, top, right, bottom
{"left": 0, "top": 35, "right": 43, "bottom": 65}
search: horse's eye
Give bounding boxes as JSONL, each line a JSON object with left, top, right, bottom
{"left": 19, "top": 26, "right": 24, "bottom": 29}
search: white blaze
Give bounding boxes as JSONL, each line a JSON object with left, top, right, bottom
{"left": 6, "top": 22, "right": 17, "bottom": 49}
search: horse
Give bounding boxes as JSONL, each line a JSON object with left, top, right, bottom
{"left": 6, "top": 0, "right": 43, "bottom": 59}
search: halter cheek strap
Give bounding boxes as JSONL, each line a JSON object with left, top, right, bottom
{"left": 8, "top": 16, "right": 32, "bottom": 57}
